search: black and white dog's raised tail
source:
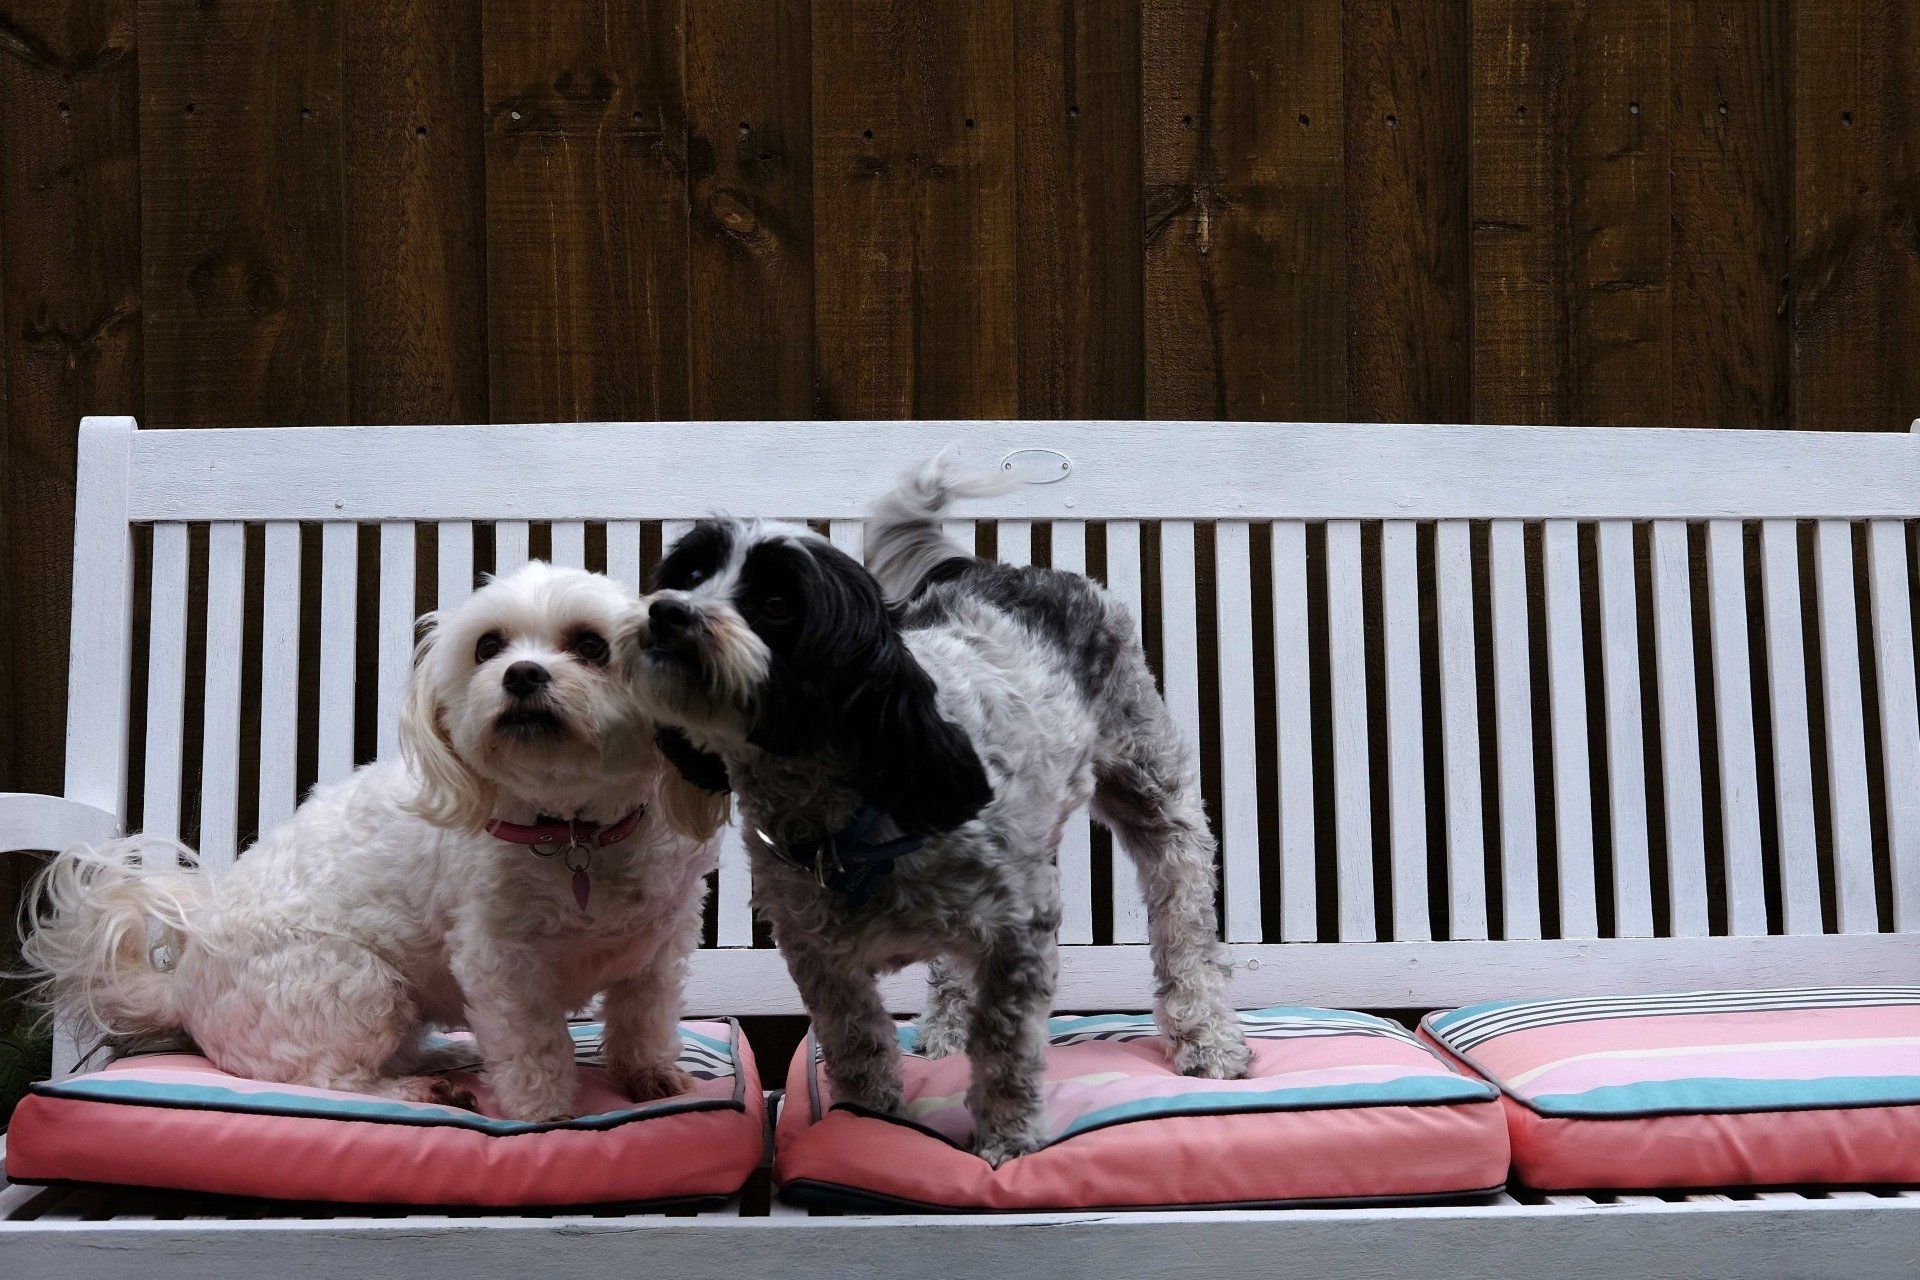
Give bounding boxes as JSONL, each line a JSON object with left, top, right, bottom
{"left": 629, "top": 455, "right": 1251, "bottom": 1165}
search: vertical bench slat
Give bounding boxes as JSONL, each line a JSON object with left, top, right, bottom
{"left": 495, "top": 520, "right": 530, "bottom": 575}
{"left": 258, "top": 522, "right": 303, "bottom": 831}
{"left": 199, "top": 522, "right": 246, "bottom": 866}
{"left": 1435, "top": 521, "right": 1487, "bottom": 940}
{"left": 550, "top": 520, "right": 587, "bottom": 570}
{"left": 1325, "top": 519, "right": 1376, "bottom": 940}
{"left": 1869, "top": 521, "right": 1920, "bottom": 931}
{"left": 65, "top": 418, "right": 136, "bottom": 829}
{"left": 437, "top": 520, "right": 474, "bottom": 609}
{"left": 1270, "top": 520, "right": 1317, "bottom": 940}
{"left": 1105, "top": 520, "right": 1149, "bottom": 943}
{"left": 1707, "top": 521, "right": 1768, "bottom": 935}
{"left": 1381, "top": 521, "right": 1429, "bottom": 941}
{"left": 1650, "top": 520, "right": 1710, "bottom": 936}
{"left": 944, "top": 520, "right": 975, "bottom": 557}
{"left": 1158, "top": 522, "right": 1208, "bottom": 934}
{"left": 1489, "top": 521, "right": 1541, "bottom": 939}
{"left": 1214, "top": 521, "right": 1261, "bottom": 943}
{"left": 607, "top": 521, "right": 643, "bottom": 594}
{"left": 1760, "top": 520, "right": 1823, "bottom": 934}
{"left": 316, "top": 522, "right": 359, "bottom": 789}
{"left": 1543, "top": 520, "right": 1598, "bottom": 939}
{"left": 141, "top": 524, "right": 190, "bottom": 845}
{"left": 1597, "top": 520, "right": 1654, "bottom": 938}
{"left": 376, "top": 522, "right": 417, "bottom": 762}
{"left": 1813, "top": 520, "right": 1878, "bottom": 932}
{"left": 1051, "top": 520, "right": 1095, "bottom": 944}
{"left": 998, "top": 519, "right": 1031, "bottom": 567}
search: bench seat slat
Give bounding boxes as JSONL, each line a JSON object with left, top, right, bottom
{"left": 1435, "top": 521, "right": 1487, "bottom": 940}
{"left": 1813, "top": 521, "right": 1878, "bottom": 933}
{"left": 607, "top": 520, "right": 642, "bottom": 595}
{"left": 141, "top": 523, "right": 190, "bottom": 846}
{"left": 1707, "top": 520, "right": 1768, "bottom": 935}
{"left": 551, "top": 520, "right": 587, "bottom": 570}
{"left": 317, "top": 523, "right": 360, "bottom": 789}
{"left": 1382, "top": 521, "right": 1429, "bottom": 941}
{"left": 1868, "top": 521, "right": 1920, "bottom": 931}
{"left": 1215, "top": 521, "right": 1261, "bottom": 943}
{"left": 1489, "top": 521, "right": 1541, "bottom": 939}
{"left": 1326, "top": 520, "right": 1375, "bottom": 940}
{"left": 437, "top": 520, "right": 475, "bottom": 610}
{"left": 1270, "top": 521, "right": 1317, "bottom": 941}
{"left": 1761, "top": 520, "right": 1823, "bottom": 934}
{"left": 1544, "top": 520, "right": 1598, "bottom": 939}
{"left": 376, "top": 523, "right": 416, "bottom": 763}
{"left": 200, "top": 523, "right": 247, "bottom": 866}
{"left": 1157, "top": 522, "right": 1206, "bottom": 930}
{"left": 1597, "top": 520, "right": 1654, "bottom": 938}
{"left": 1650, "top": 521, "right": 1709, "bottom": 936}
{"left": 495, "top": 521, "right": 530, "bottom": 576}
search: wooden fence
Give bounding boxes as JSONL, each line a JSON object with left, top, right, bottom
{"left": 1, "top": 1, "right": 1917, "bottom": 1011}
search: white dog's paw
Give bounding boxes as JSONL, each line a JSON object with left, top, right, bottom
{"left": 612, "top": 1060, "right": 696, "bottom": 1103}
{"left": 1172, "top": 1028, "right": 1254, "bottom": 1080}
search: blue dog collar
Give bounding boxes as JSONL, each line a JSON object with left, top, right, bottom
{"left": 763, "top": 805, "right": 923, "bottom": 907}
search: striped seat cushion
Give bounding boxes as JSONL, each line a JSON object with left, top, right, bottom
{"left": 1421, "top": 988, "right": 1920, "bottom": 1190}
{"left": 6, "top": 1021, "right": 766, "bottom": 1207}
{"left": 775, "top": 1007, "right": 1510, "bottom": 1211}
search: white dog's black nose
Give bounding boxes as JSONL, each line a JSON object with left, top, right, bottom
{"left": 649, "top": 597, "right": 697, "bottom": 636}
{"left": 502, "top": 660, "right": 551, "bottom": 698}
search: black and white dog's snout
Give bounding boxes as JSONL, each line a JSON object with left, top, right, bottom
{"left": 648, "top": 596, "right": 700, "bottom": 638}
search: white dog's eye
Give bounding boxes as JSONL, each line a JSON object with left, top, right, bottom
{"left": 570, "top": 630, "right": 610, "bottom": 665}
{"left": 474, "top": 631, "right": 506, "bottom": 663}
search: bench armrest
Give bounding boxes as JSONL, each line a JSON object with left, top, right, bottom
{"left": 0, "top": 793, "right": 119, "bottom": 854}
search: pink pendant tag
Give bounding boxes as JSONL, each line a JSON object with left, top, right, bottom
{"left": 572, "top": 867, "right": 591, "bottom": 912}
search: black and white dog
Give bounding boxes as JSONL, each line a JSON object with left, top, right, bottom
{"left": 630, "top": 458, "right": 1250, "bottom": 1164}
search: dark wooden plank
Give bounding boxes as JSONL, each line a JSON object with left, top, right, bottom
{"left": 1143, "top": 0, "right": 1348, "bottom": 420}
{"left": 483, "top": 0, "right": 689, "bottom": 422}
{"left": 1346, "top": 0, "right": 1470, "bottom": 423}
{"left": 344, "top": 0, "right": 487, "bottom": 423}
{"left": 1470, "top": 0, "right": 1568, "bottom": 425}
{"left": 0, "top": 0, "right": 142, "bottom": 796}
{"left": 1565, "top": 0, "right": 1670, "bottom": 427}
{"left": 686, "top": 0, "right": 815, "bottom": 419}
{"left": 1670, "top": 0, "right": 1791, "bottom": 430}
{"left": 139, "top": 0, "right": 347, "bottom": 428}
{"left": 1791, "top": 0, "right": 1920, "bottom": 431}
{"left": 812, "top": 0, "right": 1017, "bottom": 418}
{"left": 1014, "top": 0, "right": 1143, "bottom": 418}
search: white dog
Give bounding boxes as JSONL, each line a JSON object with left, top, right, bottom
{"left": 22, "top": 562, "right": 725, "bottom": 1120}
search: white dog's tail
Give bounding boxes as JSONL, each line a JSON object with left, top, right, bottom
{"left": 866, "top": 448, "right": 1015, "bottom": 602}
{"left": 18, "top": 836, "right": 211, "bottom": 1050}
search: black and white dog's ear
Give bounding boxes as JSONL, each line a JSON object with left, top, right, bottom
{"left": 848, "top": 651, "right": 992, "bottom": 836}
{"left": 654, "top": 725, "right": 731, "bottom": 795}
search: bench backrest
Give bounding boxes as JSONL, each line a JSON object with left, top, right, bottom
{"left": 65, "top": 417, "right": 1920, "bottom": 1015}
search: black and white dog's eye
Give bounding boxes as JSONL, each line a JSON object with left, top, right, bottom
{"left": 474, "top": 631, "right": 506, "bottom": 663}
{"left": 758, "top": 594, "right": 795, "bottom": 622}
{"left": 571, "top": 630, "right": 610, "bottom": 665}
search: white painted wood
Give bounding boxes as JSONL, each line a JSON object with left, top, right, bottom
{"left": 681, "top": 933, "right": 1918, "bottom": 1016}
{"left": 606, "top": 521, "right": 643, "bottom": 594}
{"left": 1761, "top": 520, "right": 1823, "bottom": 934}
{"left": 1270, "top": 520, "right": 1317, "bottom": 941}
{"left": 1157, "top": 522, "right": 1208, "bottom": 921}
{"left": 1649, "top": 521, "right": 1709, "bottom": 936}
{"left": 944, "top": 520, "right": 975, "bottom": 556}
{"left": 550, "top": 520, "right": 587, "bottom": 570}
{"left": 1707, "top": 520, "right": 1768, "bottom": 935}
{"left": 1435, "top": 521, "right": 1487, "bottom": 940}
{"left": 140, "top": 523, "right": 189, "bottom": 845}
{"left": 1867, "top": 521, "right": 1920, "bottom": 930}
{"left": 827, "top": 519, "right": 864, "bottom": 561}
{"left": 1104, "top": 520, "right": 1149, "bottom": 944}
{"left": 1489, "top": 522, "right": 1541, "bottom": 940}
{"left": 1381, "top": 521, "right": 1429, "bottom": 941}
{"left": 436, "top": 520, "right": 474, "bottom": 608}
{"left": 125, "top": 420, "right": 1920, "bottom": 521}
{"left": 663, "top": 520, "right": 693, "bottom": 559}
{"left": 1214, "top": 521, "right": 1261, "bottom": 943}
{"left": 257, "top": 523, "right": 302, "bottom": 832}
{"left": 715, "top": 822, "right": 754, "bottom": 949}
{"left": 494, "top": 520, "right": 530, "bottom": 575}
{"left": 0, "top": 795, "right": 118, "bottom": 853}
{"left": 1812, "top": 521, "right": 1878, "bottom": 932}
{"left": 199, "top": 523, "right": 247, "bottom": 864}
{"left": 997, "top": 519, "right": 1030, "bottom": 567}
{"left": 1596, "top": 521, "right": 1654, "bottom": 938}
{"left": 1050, "top": 520, "right": 1094, "bottom": 945}
{"left": 64, "top": 417, "right": 137, "bottom": 825}
{"left": 376, "top": 523, "right": 417, "bottom": 761}
{"left": 1543, "top": 521, "right": 1598, "bottom": 939}
{"left": 1325, "top": 520, "right": 1376, "bottom": 940}
{"left": 315, "top": 523, "right": 359, "bottom": 789}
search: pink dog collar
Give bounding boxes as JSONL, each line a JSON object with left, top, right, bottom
{"left": 484, "top": 809, "right": 646, "bottom": 911}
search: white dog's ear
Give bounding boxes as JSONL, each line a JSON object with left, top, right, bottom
{"left": 398, "top": 615, "right": 495, "bottom": 831}
{"left": 655, "top": 769, "right": 729, "bottom": 844}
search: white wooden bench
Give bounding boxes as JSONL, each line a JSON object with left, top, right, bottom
{"left": 4, "top": 416, "right": 1919, "bottom": 1278}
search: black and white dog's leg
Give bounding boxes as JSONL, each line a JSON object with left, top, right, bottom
{"left": 1094, "top": 653, "right": 1252, "bottom": 1081}
{"left": 965, "top": 906, "right": 1058, "bottom": 1166}
{"left": 912, "top": 955, "right": 975, "bottom": 1059}
{"left": 783, "top": 945, "right": 904, "bottom": 1117}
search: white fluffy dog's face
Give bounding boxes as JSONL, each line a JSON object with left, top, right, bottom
{"left": 401, "top": 562, "right": 651, "bottom": 828}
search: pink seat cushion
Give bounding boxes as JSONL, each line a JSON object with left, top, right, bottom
{"left": 775, "top": 1008, "right": 1509, "bottom": 1211}
{"left": 6, "top": 1021, "right": 764, "bottom": 1207}
{"left": 1421, "top": 987, "right": 1920, "bottom": 1190}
